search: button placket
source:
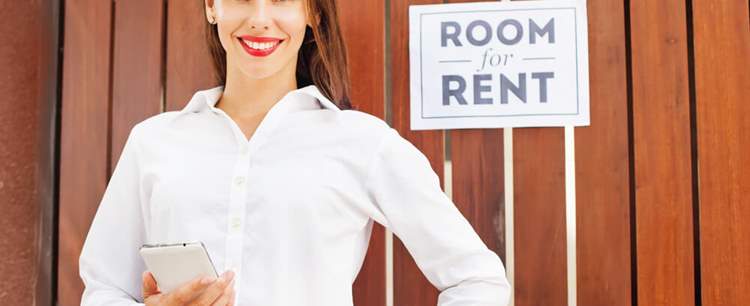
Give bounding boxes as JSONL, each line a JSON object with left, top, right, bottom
{"left": 223, "top": 143, "right": 252, "bottom": 300}
{"left": 212, "top": 94, "right": 292, "bottom": 303}
{"left": 234, "top": 176, "right": 246, "bottom": 186}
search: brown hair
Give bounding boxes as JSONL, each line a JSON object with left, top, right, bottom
{"left": 204, "top": 0, "right": 352, "bottom": 110}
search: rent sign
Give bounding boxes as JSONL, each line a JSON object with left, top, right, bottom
{"left": 409, "top": 0, "right": 590, "bottom": 130}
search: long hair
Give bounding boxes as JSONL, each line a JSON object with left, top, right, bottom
{"left": 204, "top": 0, "right": 352, "bottom": 110}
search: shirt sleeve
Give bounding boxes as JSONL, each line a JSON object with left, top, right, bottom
{"left": 79, "top": 123, "right": 147, "bottom": 306}
{"left": 366, "top": 128, "right": 511, "bottom": 306}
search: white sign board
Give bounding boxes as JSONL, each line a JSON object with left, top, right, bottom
{"left": 409, "top": 0, "right": 590, "bottom": 130}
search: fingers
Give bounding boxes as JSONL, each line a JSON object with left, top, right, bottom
{"left": 228, "top": 288, "right": 236, "bottom": 306}
{"left": 192, "top": 270, "right": 235, "bottom": 306}
{"left": 210, "top": 278, "right": 236, "bottom": 306}
{"left": 141, "top": 271, "right": 160, "bottom": 298}
{"left": 168, "top": 274, "right": 216, "bottom": 305}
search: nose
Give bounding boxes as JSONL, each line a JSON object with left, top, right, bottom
{"left": 247, "top": 1, "right": 271, "bottom": 30}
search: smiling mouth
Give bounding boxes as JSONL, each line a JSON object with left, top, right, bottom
{"left": 237, "top": 36, "right": 283, "bottom": 57}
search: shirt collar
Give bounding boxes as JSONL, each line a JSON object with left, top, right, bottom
{"left": 180, "top": 84, "right": 341, "bottom": 115}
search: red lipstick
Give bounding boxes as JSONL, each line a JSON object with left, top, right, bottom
{"left": 237, "top": 35, "right": 283, "bottom": 57}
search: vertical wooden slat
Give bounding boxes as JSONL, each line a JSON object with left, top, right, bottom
{"left": 451, "top": 130, "right": 504, "bottom": 259}
{"left": 514, "top": 127, "right": 568, "bottom": 306}
{"left": 58, "top": 0, "right": 114, "bottom": 305}
{"left": 0, "top": 0, "right": 56, "bottom": 304}
{"left": 508, "top": 0, "right": 569, "bottom": 302}
{"left": 337, "top": 1, "right": 387, "bottom": 305}
{"left": 338, "top": 0, "right": 385, "bottom": 118}
{"left": 575, "top": 0, "right": 632, "bottom": 305}
{"left": 692, "top": 1, "right": 750, "bottom": 305}
{"left": 390, "top": 0, "right": 444, "bottom": 305}
{"left": 445, "top": 0, "right": 506, "bottom": 266}
{"left": 165, "top": 0, "right": 217, "bottom": 111}
{"left": 630, "top": 1, "right": 695, "bottom": 305}
{"left": 111, "top": 0, "right": 165, "bottom": 172}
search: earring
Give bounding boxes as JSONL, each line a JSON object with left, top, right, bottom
{"left": 208, "top": 14, "right": 217, "bottom": 24}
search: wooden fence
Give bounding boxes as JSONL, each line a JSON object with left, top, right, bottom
{"left": 58, "top": 0, "right": 749, "bottom": 305}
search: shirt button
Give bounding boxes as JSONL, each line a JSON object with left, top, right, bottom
{"left": 234, "top": 176, "right": 245, "bottom": 186}
{"left": 230, "top": 217, "right": 242, "bottom": 230}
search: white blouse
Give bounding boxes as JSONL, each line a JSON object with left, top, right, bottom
{"left": 78, "top": 85, "right": 511, "bottom": 306}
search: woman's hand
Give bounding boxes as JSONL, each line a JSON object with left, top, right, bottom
{"left": 142, "top": 270, "right": 236, "bottom": 306}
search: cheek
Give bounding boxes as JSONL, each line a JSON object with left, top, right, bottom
{"left": 216, "top": 27, "right": 236, "bottom": 51}
{"left": 276, "top": 14, "right": 308, "bottom": 42}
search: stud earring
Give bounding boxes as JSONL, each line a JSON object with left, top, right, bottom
{"left": 208, "top": 14, "right": 217, "bottom": 24}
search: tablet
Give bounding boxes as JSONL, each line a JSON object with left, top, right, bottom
{"left": 139, "top": 241, "right": 219, "bottom": 293}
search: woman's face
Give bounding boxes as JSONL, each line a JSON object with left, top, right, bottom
{"left": 207, "top": 0, "right": 310, "bottom": 80}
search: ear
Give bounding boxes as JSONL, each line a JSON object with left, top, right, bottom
{"left": 204, "top": 0, "right": 219, "bottom": 23}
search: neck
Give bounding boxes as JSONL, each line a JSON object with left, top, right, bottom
{"left": 217, "top": 58, "right": 298, "bottom": 118}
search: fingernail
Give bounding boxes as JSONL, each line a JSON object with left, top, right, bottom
{"left": 222, "top": 270, "right": 235, "bottom": 281}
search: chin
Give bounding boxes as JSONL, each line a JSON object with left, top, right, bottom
{"left": 238, "top": 65, "right": 282, "bottom": 80}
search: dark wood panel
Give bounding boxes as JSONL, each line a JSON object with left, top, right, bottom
{"left": 445, "top": 0, "right": 506, "bottom": 266}
{"left": 0, "top": 0, "right": 54, "bottom": 305}
{"left": 337, "top": 1, "right": 387, "bottom": 305}
{"left": 165, "top": 0, "right": 218, "bottom": 111}
{"left": 57, "top": 0, "right": 114, "bottom": 305}
{"left": 514, "top": 127, "right": 568, "bottom": 306}
{"left": 390, "top": 0, "right": 444, "bottom": 305}
{"left": 111, "top": 0, "right": 165, "bottom": 172}
{"left": 692, "top": 1, "right": 750, "bottom": 305}
{"left": 630, "top": 1, "right": 695, "bottom": 305}
{"left": 575, "top": 0, "right": 632, "bottom": 305}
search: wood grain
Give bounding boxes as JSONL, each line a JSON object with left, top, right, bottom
{"left": 0, "top": 1, "right": 53, "bottom": 305}
{"left": 57, "top": 0, "right": 114, "bottom": 305}
{"left": 514, "top": 127, "right": 568, "bottom": 306}
{"left": 451, "top": 130, "right": 505, "bottom": 260}
{"left": 111, "top": 0, "right": 165, "bottom": 173}
{"left": 630, "top": 0, "right": 696, "bottom": 305}
{"left": 575, "top": 0, "right": 632, "bottom": 305}
{"left": 165, "top": 0, "right": 218, "bottom": 111}
{"left": 692, "top": 1, "right": 750, "bottom": 305}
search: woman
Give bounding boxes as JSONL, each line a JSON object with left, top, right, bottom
{"left": 78, "top": 0, "right": 511, "bottom": 305}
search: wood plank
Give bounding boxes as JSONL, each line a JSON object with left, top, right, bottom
{"left": 337, "top": 1, "right": 387, "bottom": 305}
{"left": 338, "top": 0, "right": 385, "bottom": 117}
{"left": 575, "top": 0, "right": 632, "bottom": 305}
{"left": 445, "top": 0, "right": 506, "bottom": 266}
{"left": 630, "top": 0, "right": 695, "bottom": 305}
{"left": 692, "top": 1, "right": 750, "bottom": 305}
{"left": 514, "top": 127, "right": 568, "bottom": 306}
{"left": 390, "top": 0, "right": 444, "bottom": 305}
{"left": 57, "top": 0, "right": 114, "bottom": 305}
{"left": 0, "top": 1, "right": 54, "bottom": 305}
{"left": 111, "top": 0, "right": 165, "bottom": 172}
{"left": 165, "top": 0, "right": 218, "bottom": 110}
{"left": 450, "top": 130, "right": 505, "bottom": 259}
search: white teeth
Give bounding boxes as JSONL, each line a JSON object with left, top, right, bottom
{"left": 242, "top": 39, "right": 277, "bottom": 51}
